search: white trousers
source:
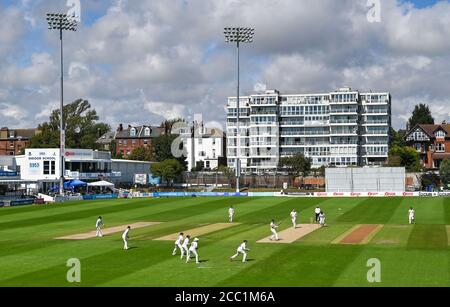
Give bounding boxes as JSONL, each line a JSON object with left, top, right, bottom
{"left": 229, "top": 214, "right": 234, "bottom": 223}
{"left": 173, "top": 243, "right": 182, "bottom": 255}
{"left": 320, "top": 218, "right": 325, "bottom": 226}
{"left": 231, "top": 250, "right": 247, "bottom": 262}
{"left": 123, "top": 238, "right": 128, "bottom": 250}
{"left": 96, "top": 227, "right": 102, "bottom": 237}
{"left": 270, "top": 229, "right": 279, "bottom": 240}
{"left": 292, "top": 218, "right": 297, "bottom": 228}
{"left": 186, "top": 249, "right": 199, "bottom": 263}
{"left": 180, "top": 246, "right": 189, "bottom": 259}
{"left": 409, "top": 216, "right": 415, "bottom": 224}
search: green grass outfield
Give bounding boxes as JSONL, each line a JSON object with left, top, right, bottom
{"left": 0, "top": 196, "right": 449, "bottom": 287}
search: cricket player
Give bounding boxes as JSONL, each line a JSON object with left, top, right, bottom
{"left": 95, "top": 216, "right": 104, "bottom": 237}
{"left": 186, "top": 238, "right": 200, "bottom": 264}
{"left": 290, "top": 209, "right": 298, "bottom": 229}
{"left": 172, "top": 232, "right": 184, "bottom": 256}
{"left": 180, "top": 235, "right": 191, "bottom": 259}
{"left": 122, "top": 226, "right": 131, "bottom": 250}
{"left": 315, "top": 206, "right": 321, "bottom": 223}
{"left": 408, "top": 207, "right": 415, "bottom": 224}
{"left": 229, "top": 206, "right": 235, "bottom": 223}
{"left": 270, "top": 219, "right": 279, "bottom": 241}
{"left": 230, "top": 240, "right": 250, "bottom": 263}
{"left": 319, "top": 211, "right": 326, "bottom": 227}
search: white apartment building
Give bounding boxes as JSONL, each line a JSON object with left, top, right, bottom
{"left": 179, "top": 123, "right": 226, "bottom": 171}
{"left": 226, "top": 88, "right": 391, "bottom": 173}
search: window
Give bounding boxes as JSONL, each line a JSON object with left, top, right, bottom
{"left": 435, "top": 130, "right": 445, "bottom": 138}
{"left": 44, "top": 161, "right": 50, "bottom": 175}
{"left": 206, "top": 161, "right": 210, "bottom": 168}
{"left": 436, "top": 143, "right": 445, "bottom": 152}
{"left": 144, "top": 127, "right": 151, "bottom": 136}
{"left": 51, "top": 161, "right": 56, "bottom": 175}
{"left": 130, "top": 128, "right": 136, "bottom": 137}
{"left": 198, "top": 138, "right": 203, "bottom": 145}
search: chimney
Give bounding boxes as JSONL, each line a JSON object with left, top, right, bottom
{"left": 117, "top": 124, "right": 123, "bottom": 132}
{"left": 442, "top": 120, "right": 447, "bottom": 125}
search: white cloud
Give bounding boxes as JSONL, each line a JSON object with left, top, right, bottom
{"left": 1, "top": 0, "right": 450, "bottom": 131}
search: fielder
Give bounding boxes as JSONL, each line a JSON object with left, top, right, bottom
{"left": 230, "top": 240, "right": 250, "bottom": 263}
{"left": 229, "top": 206, "right": 235, "bottom": 223}
{"left": 95, "top": 216, "right": 104, "bottom": 237}
{"left": 319, "top": 211, "right": 326, "bottom": 227}
{"left": 270, "top": 219, "right": 279, "bottom": 241}
{"left": 186, "top": 238, "right": 200, "bottom": 264}
{"left": 122, "top": 226, "right": 131, "bottom": 250}
{"left": 315, "top": 206, "right": 321, "bottom": 223}
{"left": 408, "top": 207, "right": 415, "bottom": 224}
{"left": 180, "top": 235, "right": 191, "bottom": 260}
{"left": 172, "top": 232, "right": 184, "bottom": 256}
{"left": 290, "top": 209, "right": 298, "bottom": 229}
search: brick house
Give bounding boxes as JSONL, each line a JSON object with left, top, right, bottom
{"left": 0, "top": 127, "right": 40, "bottom": 156}
{"left": 405, "top": 122, "right": 450, "bottom": 169}
{"left": 114, "top": 124, "right": 164, "bottom": 157}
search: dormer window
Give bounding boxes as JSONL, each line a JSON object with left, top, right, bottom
{"left": 435, "top": 130, "right": 445, "bottom": 138}
{"left": 130, "top": 128, "right": 137, "bottom": 137}
{"left": 144, "top": 127, "right": 151, "bottom": 137}
{"left": 9, "top": 131, "right": 15, "bottom": 138}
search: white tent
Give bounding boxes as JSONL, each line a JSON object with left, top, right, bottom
{"left": 87, "top": 180, "right": 115, "bottom": 187}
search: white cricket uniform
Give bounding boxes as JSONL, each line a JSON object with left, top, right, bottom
{"left": 95, "top": 218, "right": 103, "bottom": 237}
{"left": 229, "top": 208, "right": 235, "bottom": 223}
{"left": 180, "top": 238, "right": 190, "bottom": 259}
{"left": 408, "top": 209, "right": 415, "bottom": 224}
{"left": 290, "top": 211, "right": 298, "bottom": 228}
{"left": 122, "top": 228, "right": 130, "bottom": 250}
{"left": 315, "top": 208, "right": 321, "bottom": 222}
{"left": 319, "top": 213, "right": 325, "bottom": 226}
{"left": 186, "top": 241, "right": 199, "bottom": 264}
{"left": 231, "top": 242, "right": 248, "bottom": 262}
{"left": 173, "top": 234, "right": 184, "bottom": 255}
{"left": 270, "top": 222, "right": 279, "bottom": 241}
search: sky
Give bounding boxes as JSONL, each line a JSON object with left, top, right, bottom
{"left": 1, "top": 0, "right": 450, "bottom": 131}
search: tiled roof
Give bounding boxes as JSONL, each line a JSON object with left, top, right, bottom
{"left": 409, "top": 124, "right": 450, "bottom": 138}
{"left": 115, "top": 125, "right": 162, "bottom": 139}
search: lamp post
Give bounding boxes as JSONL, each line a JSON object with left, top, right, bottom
{"left": 46, "top": 13, "right": 78, "bottom": 196}
{"left": 224, "top": 27, "right": 254, "bottom": 193}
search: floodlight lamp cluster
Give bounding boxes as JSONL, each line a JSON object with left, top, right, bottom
{"left": 46, "top": 13, "right": 78, "bottom": 31}
{"left": 224, "top": 27, "right": 254, "bottom": 43}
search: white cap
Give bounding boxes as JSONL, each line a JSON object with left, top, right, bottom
{"left": 194, "top": 238, "right": 199, "bottom": 242}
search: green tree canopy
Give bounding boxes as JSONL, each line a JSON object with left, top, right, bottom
{"left": 279, "top": 154, "right": 312, "bottom": 176}
{"left": 388, "top": 145, "right": 421, "bottom": 172}
{"left": 29, "top": 99, "right": 110, "bottom": 150}
{"left": 128, "top": 146, "right": 153, "bottom": 162}
{"left": 390, "top": 128, "right": 407, "bottom": 148}
{"left": 160, "top": 118, "right": 186, "bottom": 134}
{"left": 152, "top": 134, "right": 187, "bottom": 169}
{"left": 439, "top": 158, "right": 450, "bottom": 187}
{"left": 150, "top": 159, "right": 184, "bottom": 186}
{"left": 408, "top": 103, "right": 434, "bottom": 129}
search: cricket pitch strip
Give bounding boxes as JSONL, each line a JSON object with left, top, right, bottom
{"left": 257, "top": 224, "right": 321, "bottom": 244}
{"left": 154, "top": 223, "right": 241, "bottom": 241}
{"left": 55, "top": 222, "right": 162, "bottom": 240}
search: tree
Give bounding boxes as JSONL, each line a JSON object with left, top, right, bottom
{"left": 29, "top": 99, "right": 110, "bottom": 150}
{"left": 407, "top": 104, "right": 434, "bottom": 129}
{"left": 439, "top": 158, "right": 450, "bottom": 187}
{"left": 160, "top": 118, "right": 185, "bottom": 134}
{"left": 388, "top": 145, "right": 421, "bottom": 172}
{"left": 279, "top": 154, "right": 312, "bottom": 176}
{"left": 150, "top": 159, "right": 184, "bottom": 186}
{"left": 390, "top": 128, "right": 406, "bottom": 148}
{"left": 128, "top": 146, "right": 153, "bottom": 162}
{"left": 152, "top": 134, "right": 187, "bottom": 169}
